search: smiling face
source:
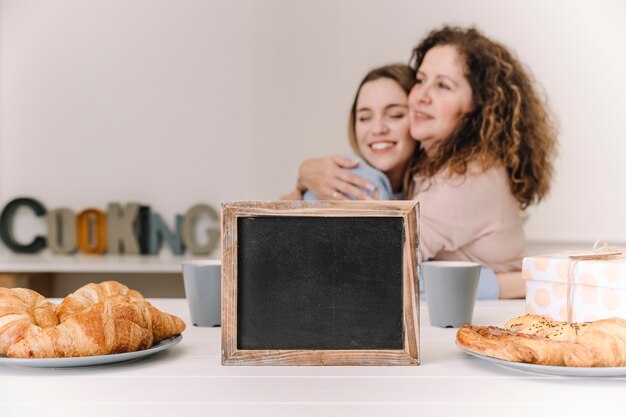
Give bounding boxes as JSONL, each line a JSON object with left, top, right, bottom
{"left": 354, "top": 78, "right": 416, "bottom": 189}
{"left": 408, "top": 45, "right": 474, "bottom": 154}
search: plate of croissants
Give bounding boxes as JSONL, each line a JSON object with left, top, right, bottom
{"left": 456, "top": 314, "right": 626, "bottom": 377}
{"left": 0, "top": 281, "right": 186, "bottom": 368}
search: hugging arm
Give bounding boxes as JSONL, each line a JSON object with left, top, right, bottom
{"left": 296, "top": 155, "right": 375, "bottom": 200}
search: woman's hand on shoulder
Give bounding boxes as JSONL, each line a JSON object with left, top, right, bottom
{"left": 297, "top": 155, "right": 375, "bottom": 200}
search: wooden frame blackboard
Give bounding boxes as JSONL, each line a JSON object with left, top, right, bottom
{"left": 221, "top": 201, "right": 419, "bottom": 366}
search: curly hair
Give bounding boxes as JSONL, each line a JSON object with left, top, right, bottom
{"left": 347, "top": 64, "right": 418, "bottom": 197}
{"left": 408, "top": 26, "right": 557, "bottom": 208}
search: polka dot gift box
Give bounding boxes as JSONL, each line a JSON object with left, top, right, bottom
{"left": 523, "top": 254, "right": 626, "bottom": 322}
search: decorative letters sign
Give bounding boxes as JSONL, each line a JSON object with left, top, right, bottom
{"left": 0, "top": 197, "right": 219, "bottom": 256}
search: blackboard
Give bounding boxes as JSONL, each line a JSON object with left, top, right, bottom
{"left": 221, "top": 201, "right": 419, "bottom": 366}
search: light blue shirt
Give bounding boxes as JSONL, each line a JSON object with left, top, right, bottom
{"left": 303, "top": 155, "right": 397, "bottom": 200}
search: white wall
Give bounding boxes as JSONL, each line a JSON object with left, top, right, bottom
{"left": 1, "top": 0, "right": 625, "bottom": 252}
{"left": 0, "top": 0, "right": 245, "bottom": 226}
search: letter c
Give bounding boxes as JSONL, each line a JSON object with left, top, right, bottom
{"left": 0, "top": 197, "right": 47, "bottom": 253}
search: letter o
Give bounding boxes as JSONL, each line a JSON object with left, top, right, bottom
{"left": 76, "top": 209, "right": 107, "bottom": 254}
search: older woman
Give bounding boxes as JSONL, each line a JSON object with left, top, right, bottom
{"left": 295, "top": 26, "right": 558, "bottom": 298}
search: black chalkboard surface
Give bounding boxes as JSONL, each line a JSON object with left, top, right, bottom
{"left": 221, "top": 201, "right": 419, "bottom": 366}
{"left": 237, "top": 216, "right": 404, "bottom": 350}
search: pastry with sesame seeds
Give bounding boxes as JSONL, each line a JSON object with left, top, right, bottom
{"left": 456, "top": 315, "right": 626, "bottom": 367}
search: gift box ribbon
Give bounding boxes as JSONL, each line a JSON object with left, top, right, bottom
{"left": 565, "top": 241, "right": 623, "bottom": 322}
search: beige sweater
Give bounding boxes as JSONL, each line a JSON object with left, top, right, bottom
{"left": 411, "top": 164, "right": 526, "bottom": 273}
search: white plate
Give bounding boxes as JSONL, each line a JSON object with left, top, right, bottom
{"left": 0, "top": 334, "right": 182, "bottom": 368}
{"left": 461, "top": 348, "right": 626, "bottom": 377}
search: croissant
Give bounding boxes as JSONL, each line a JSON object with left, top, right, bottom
{"left": 56, "top": 281, "right": 144, "bottom": 322}
{"left": 456, "top": 315, "right": 626, "bottom": 367}
{"left": 564, "top": 318, "right": 626, "bottom": 367}
{"left": 0, "top": 288, "right": 59, "bottom": 355}
{"left": 7, "top": 295, "right": 185, "bottom": 358}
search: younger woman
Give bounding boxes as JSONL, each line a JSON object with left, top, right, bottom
{"left": 283, "top": 64, "right": 417, "bottom": 200}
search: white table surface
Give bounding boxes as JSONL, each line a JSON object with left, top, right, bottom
{"left": 1, "top": 299, "right": 625, "bottom": 417}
